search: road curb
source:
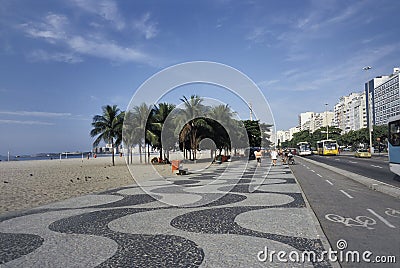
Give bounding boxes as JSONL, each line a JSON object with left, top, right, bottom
{"left": 297, "top": 156, "right": 400, "bottom": 199}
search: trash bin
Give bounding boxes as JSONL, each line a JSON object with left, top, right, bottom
{"left": 171, "top": 160, "right": 180, "bottom": 172}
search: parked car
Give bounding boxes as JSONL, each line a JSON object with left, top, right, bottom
{"left": 354, "top": 149, "right": 371, "bottom": 158}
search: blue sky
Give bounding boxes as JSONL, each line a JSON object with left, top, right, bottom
{"left": 0, "top": 0, "right": 399, "bottom": 155}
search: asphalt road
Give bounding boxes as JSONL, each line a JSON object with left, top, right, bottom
{"left": 306, "top": 153, "right": 400, "bottom": 188}
{"left": 291, "top": 157, "right": 400, "bottom": 268}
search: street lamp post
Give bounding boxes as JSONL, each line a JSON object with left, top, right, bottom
{"left": 363, "top": 66, "right": 374, "bottom": 153}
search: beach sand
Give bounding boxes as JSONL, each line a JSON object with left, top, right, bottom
{"left": 0, "top": 155, "right": 215, "bottom": 215}
{"left": 0, "top": 156, "right": 173, "bottom": 215}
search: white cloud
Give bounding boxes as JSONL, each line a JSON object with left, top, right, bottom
{"left": 72, "top": 0, "right": 125, "bottom": 30}
{"left": 269, "top": 43, "right": 399, "bottom": 93}
{"left": 67, "top": 36, "right": 148, "bottom": 62}
{"left": 133, "top": 12, "right": 158, "bottom": 39}
{"left": 19, "top": 13, "right": 68, "bottom": 43}
{"left": 257, "top": 79, "right": 280, "bottom": 87}
{"left": 246, "top": 27, "right": 268, "bottom": 43}
{"left": 18, "top": 12, "right": 154, "bottom": 65}
{"left": 28, "top": 49, "right": 83, "bottom": 63}
{"left": 0, "top": 119, "right": 54, "bottom": 125}
{"left": 0, "top": 111, "right": 72, "bottom": 117}
{"left": 284, "top": 53, "right": 310, "bottom": 62}
{"left": 325, "top": 4, "right": 360, "bottom": 25}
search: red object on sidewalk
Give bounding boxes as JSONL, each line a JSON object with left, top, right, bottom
{"left": 171, "top": 160, "right": 180, "bottom": 172}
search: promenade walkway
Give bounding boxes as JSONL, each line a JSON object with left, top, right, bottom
{"left": 0, "top": 160, "right": 332, "bottom": 267}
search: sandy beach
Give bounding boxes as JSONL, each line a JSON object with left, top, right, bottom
{"left": 0, "top": 154, "right": 216, "bottom": 215}
{"left": 0, "top": 156, "right": 171, "bottom": 214}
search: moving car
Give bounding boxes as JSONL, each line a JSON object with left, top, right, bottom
{"left": 354, "top": 149, "right": 371, "bottom": 158}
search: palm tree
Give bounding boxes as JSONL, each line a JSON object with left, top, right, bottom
{"left": 208, "top": 104, "right": 236, "bottom": 155}
{"left": 177, "top": 95, "right": 209, "bottom": 160}
{"left": 90, "top": 105, "right": 124, "bottom": 166}
{"left": 123, "top": 111, "right": 141, "bottom": 164}
{"left": 153, "top": 103, "right": 176, "bottom": 161}
{"left": 128, "top": 103, "right": 157, "bottom": 163}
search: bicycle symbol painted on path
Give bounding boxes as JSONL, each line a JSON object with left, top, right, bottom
{"left": 385, "top": 208, "right": 400, "bottom": 218}
{"left": 325, "top": 214, "right": 377, "bottom": 229}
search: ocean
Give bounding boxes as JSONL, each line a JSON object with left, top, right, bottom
{"left": 0, "top": 153, "right": 105, "bottom": 162}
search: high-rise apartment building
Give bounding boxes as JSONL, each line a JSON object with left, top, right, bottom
{"left": 289, "top": 126, "right": 300, "bottom": 138}
{"left": 333, "top": 92, "right": 366, "bottom": 133}
{"left": 299, "top": 112, "right": 314, "bottom": 130}
{"left": 373, "top": 68, "right": 400, "bottom": 125}
{"left": 276, "top": 130, "right": 290, "bottom": 144}
{"left": 365, "top": 74, "right": 391, "bottom": 128}
{"left": 352, "top": 93, "right": 367, "bottom": 131}
{"left": 310, "top": 111, "right": 334, "bottom": 132}
{"left": 299, "top": 111, "right": 334, "bottom": 133}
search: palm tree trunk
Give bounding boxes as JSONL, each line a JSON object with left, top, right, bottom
{"left": 139, "top": 143, "right": 142, "bottom": 163}
{"left": 126, "top": 147, "right": 129, "bottom": 164}
{"left": 147, "top": 143, "right": 150, "bottom": 163}
{"left": 111, "top": 140, "right": 115, "bottom": 166}
{"left": 144, "top": 143, "right": 147, "bottom": 163}
{"left": 130, "top": 146, "right": 133, "bottom": 164}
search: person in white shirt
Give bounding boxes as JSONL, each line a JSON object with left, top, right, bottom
{"left": 254, "top": 149, "right": 262, "bottom": 166}
{"left": 270, "top": 149, "right": 278, "bottom": 166}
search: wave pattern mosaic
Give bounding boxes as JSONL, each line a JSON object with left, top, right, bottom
{"left": 0, "top": 161, "right": 331, "bottom": 267}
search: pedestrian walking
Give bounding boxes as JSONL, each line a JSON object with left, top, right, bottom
{"left": 270, "top": 149, "right": 278, "bottom": 166}
{"left": 254, "top": 149, "right": 262, "bottom": 166}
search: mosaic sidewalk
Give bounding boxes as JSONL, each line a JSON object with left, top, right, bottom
{"left": 0, "top": 160, "right": 332, "bottom": 267}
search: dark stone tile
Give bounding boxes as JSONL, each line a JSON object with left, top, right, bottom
{"left": 0, "top": 232, "right": 44, "bottom": 264}
{"left": 170, "top": 207, "right": 329, "bottom": 267}
{"left": 49, "top": 208, "right": 204, "bottom": 267}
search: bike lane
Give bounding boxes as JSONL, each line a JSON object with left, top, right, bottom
{"left": 291, "top": 157, "right": 400, "bottom": 268}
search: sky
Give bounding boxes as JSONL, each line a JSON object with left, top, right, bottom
{"left": 0, "top": 0, "right": 399, "bottom": 155}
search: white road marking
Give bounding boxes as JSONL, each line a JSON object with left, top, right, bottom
{"left": 349, "top": 161, "right": 358, "bottom": 164}
{"left": 317, "top": 174, "right": 322, "bottom": 177}
{"left": 325, "top": 214, "right": 376, "bottom": 229}
{"left": 335, "top": 158, "right": 340, "bottom": 161}
{"left": 310, "top": 170, "right": 315, "bottom": 173}
{"left": 326, "top": 180, "right": 333, "bottom": 185}
{"left": 340, "top": 190, "right": 354, "bottom": 199}
{"left": 370, "top": 165, "right": 383, "bottom": 169}
{"left": 367, "top": 209, "right": 396, "bottom": 228}
{"left": 347, "top": 189, "right": 358, "bottom": 192}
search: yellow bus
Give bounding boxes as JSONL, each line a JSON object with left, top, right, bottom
{"left": 317, "top": 140, "right": 339, "bottom": 156}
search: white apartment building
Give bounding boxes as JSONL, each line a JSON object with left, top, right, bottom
{"left": 299, "top": 112, "right": 314, "bottom": 130}
{"left": 300, "top": 111, "right": 334, "bottom": 133}
{"left": 352, "top": 93, "right": 367, "bottom": 131}
{"left": 309, "top": 111, "right": 334, "bottom": 132}
{"left": 276, "top": 130, "right": 290, "bottom": 144}
{"left": 333, "top": 92, "right": 367, "bottom": 133}
{"left": 289, "top": 126, "right": 301, "bottom": 138}
{"left": 373, "top": 68, "right": 400, "bottom": 125}
{"left": 276, "top": 127, "right": 300, "bottom": 145}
